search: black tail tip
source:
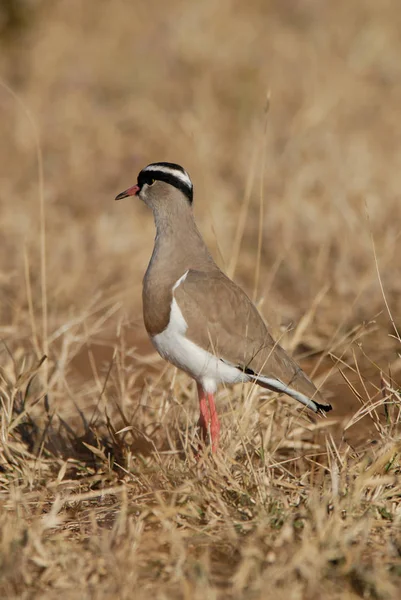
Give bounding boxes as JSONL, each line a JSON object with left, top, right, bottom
{"left": 316, "top": 402, "right": 333, "bottom": 413}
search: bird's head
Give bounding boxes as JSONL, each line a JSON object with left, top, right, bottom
{"left": 115, "top": 162, "right": 193, "bottom": 209}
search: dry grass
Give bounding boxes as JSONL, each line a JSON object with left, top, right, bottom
{"left": 1, "top": 1, "right": 401, "bottom": 598}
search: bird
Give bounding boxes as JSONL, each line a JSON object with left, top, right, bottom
{"left": 115, "top": 162, "right": 332, "bottom": 453}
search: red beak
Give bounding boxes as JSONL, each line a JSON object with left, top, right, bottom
{"left": 115, "top": 184, "right": 140, "bottom": 200}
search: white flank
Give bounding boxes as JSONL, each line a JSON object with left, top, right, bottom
{"left": 143, "top": 164, "right": 192, "bottom": 189}
{"left": 151, "top": 273, "right": 247, "bottom": 394}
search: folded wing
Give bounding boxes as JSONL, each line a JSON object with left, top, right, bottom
{"left": 174, "top": 269, "right": 331, "bottom": 412}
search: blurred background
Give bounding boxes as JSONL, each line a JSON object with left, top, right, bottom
{"left": 2, "top": 6, "right": 401, "bottom": 594}
{"left": 1, "top": 0, "right": 401, "bottom": 428}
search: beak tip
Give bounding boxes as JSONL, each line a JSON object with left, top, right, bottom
{"left": 115, "top": 192, "right": 127, "bottom": 201}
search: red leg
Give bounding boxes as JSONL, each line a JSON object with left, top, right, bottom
{"left": 197, "top": 383, "right": 220, "bottom": 453}
{"left": 198, "top": 386, "right": 211, "bottom": 442}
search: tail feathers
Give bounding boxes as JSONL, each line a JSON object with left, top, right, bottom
{"left": 250, "top": 374, "right": 332, "bottom": 414}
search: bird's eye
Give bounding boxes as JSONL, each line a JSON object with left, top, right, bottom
{"left": 147, "top": 178, "right": 155, "bottom": 186}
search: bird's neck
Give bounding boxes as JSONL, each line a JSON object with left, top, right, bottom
{"left": 142, "top": 203, "right": 218, "bottom": 336}
{"left": 148, "top": 203, "right": 217, "bottom": 282}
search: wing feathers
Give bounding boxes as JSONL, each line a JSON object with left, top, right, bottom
{"left": 175, "top": 269, "right": 330, "bottom": 413}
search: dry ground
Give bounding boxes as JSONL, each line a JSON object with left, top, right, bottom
{"left": 1, "top": 1, "right": 401, "bottom": 598}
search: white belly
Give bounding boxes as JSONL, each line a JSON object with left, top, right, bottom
{"left": 151, "top": 296, "right": 248, "bottom": 394}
